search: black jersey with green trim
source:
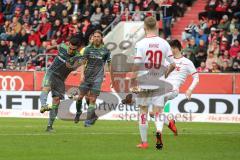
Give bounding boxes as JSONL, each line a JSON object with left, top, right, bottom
{"left": 48, "top": 43, "right": 83, "bottom": 80}
{"left": 83, "top": 44, "right": 111, "bottom": 82}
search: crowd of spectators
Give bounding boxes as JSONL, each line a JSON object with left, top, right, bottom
{"left": 0, "top": 0, "right": 194, "bottom": 71}
{"left": 181, "top": 0, "right": 240, "bottom": 72}
{"left": 1, "top": 0, "right": 239, "bottom": 73}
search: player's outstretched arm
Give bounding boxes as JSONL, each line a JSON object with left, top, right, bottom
{"left": 185, "top": 72, "right": 199, "bottom": 100}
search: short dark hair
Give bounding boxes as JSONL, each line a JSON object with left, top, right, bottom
{"left": 69, "top": 36, "right": 81, "bottom": 46}
{"left": 169, "top": 39, "right": 182, "bottom": 51}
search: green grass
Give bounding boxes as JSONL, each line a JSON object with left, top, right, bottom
{"left": 0, "top": 118, "right": 239, "bottom": 160}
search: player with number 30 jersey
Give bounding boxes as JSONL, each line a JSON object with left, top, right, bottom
{"left": 131, "top": 16, "right": 176, "bottom": 150}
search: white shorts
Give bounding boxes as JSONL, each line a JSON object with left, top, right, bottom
{"left": 135, "top": 91, "right": 165, "bottom": 107}
{"left": 135, "top": 86, "right": 179, "bottom": 108}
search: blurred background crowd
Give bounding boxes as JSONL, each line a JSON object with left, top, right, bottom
{"left": 0, "top": 0, "right": 239, "bottom": 72}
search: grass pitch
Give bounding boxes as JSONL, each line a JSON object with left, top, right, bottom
{"left": 0, "top": 118, "right": 239, "bottom": 160}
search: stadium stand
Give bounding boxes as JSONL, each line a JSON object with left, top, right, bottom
{"left": 0, "top": 0, "right": 239, "bottom": 72}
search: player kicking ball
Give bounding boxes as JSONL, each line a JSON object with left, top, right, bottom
{"left": 69, "top": 30, "right": 113, "bottom": 127}
{"left": 131, "top": 16, "right": 176, "bottom": 150}
{"left": 39, "top": 37, "right": 85, "bottom": 132}
{"left": 149, "top": 39, "right": 199, "bottom": 134}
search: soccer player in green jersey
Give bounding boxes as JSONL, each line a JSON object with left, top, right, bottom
{"left": 40, "top": 37, "right": 85, "bottom": 132}
{"left": 70, "top": 30, "right": 113, "bottom": 127}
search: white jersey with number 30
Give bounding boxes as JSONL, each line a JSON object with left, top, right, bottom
{"left": 134, "top": 36, "right": 174, "bottom": 67}
{"left": 134, "top": 36, "right": 174, "bottom": 89}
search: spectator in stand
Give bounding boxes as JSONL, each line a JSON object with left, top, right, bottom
{"left": 36, "top": 0, "right": 46, "bottom": 11}
{"left": 90, "top": 6, "right": 103, "bottom": 29}
{"left": 49, "top": 10, "right": 58, "bottom": 25}
{"left": 101, "top": 0, "right": 112, "bottom": 11}
{"left": 211, "top": 61, "right": 221, "bottom": 72}
{"left": 207, "top": 39, "right": 220, "bottom": 58}
{"left": 195, "top": 29, "right": 208, "bottom": 46}
{"left": 184, "top": 49, "right": 197, "bottom": 66}
{"left": 5, "top": 48, "right": 17, "bottom": 67}
{"left": 112, "top": 0, "right": 121, "bottom": 16}
{"left": 50, "top": 0, "right": 66, "bottom": 18}
{"left": 160, "top": 0, "right": 173, "bottom": 39}
{"left": 229, "top": 39, "right": 240, "bottom": 58}
{"left": 121, "top": 7, "right": 132, "bottom": 21}
{"left": 206, "top": 51, "right": 218, "bottom": 70}
{"left": 28, "top": 29, "right": 41, "bottom": 47}
{"left": 16, "top": 49, "right": 28, "bottom": 69}
{"left": 0, "top": 40, "right": 10, "bottom": 58}
{"left": 81, "top": 18, "right": 93, "bottom": 45}
{"left": 100, "top": 8, "right": 115, "bottom": 31}
{"left": 120, "top": 0, "right": 133, "bottom": 12}
{"left": 197, "top": 61, "right": 210, "bottom": 72}
{"left": 185, "top": 38, "right": 198, "bottom": 55}
{"left": 70, "top": 0, "right": 83, "bottom": 15}
{"left": 63, "top": 0, "right": 72, "bottom": 13}
{"left": 10, "top": 16, "right": 22, "bottom": 37}
{"left": 132, "top": 6, "right": 145, "bottom": 21}
{"left": 215, "top": 0, "right": 229, "bottom": 20}
{"left": 13, "top": 0, "right": 25, "bottom": 14}
{"left": 0, "top": 20, "right": 11, "bottom": 40}
{"left": 229, "top": 17, "right": 238, "bottom": 34}
{"left": 25, "top": 0, "right": 35, "bottom": 15}
{"left": 196, "top": 39, "right": 207, "bottom": 55}
{"left": 218, "top": 15, "right": 230, "bottom": 31}
{"left": 228, "top": 28, "right": 240, "bottom": 45}
{"left": 208, "top": 27, "right": 218, "bottom": 44}
{"left": 221, "top": 60, "right": 232, "bottom": 72}
{"left": 38, "top": 41, "right": 48, "bottom": 54}
{"left": 14, "top": 28, "right": 29, "bottom": 46}
{"left": 182, "top": 20, "right": 198, "bottom": 41}
{"left": 232, "top": 61, "right": 240, "bottom": 72}
{"left": 25, "top": 40, "right": 39, "bottom": 56}
{"left": 195, "top": 48, "right": 207, "bottom": 67}
{"left": 229, "top": 0, "right": 240, "bottom": 14}
{"left": 38, "top": 17, "right": 52, "bottom": 41}
{"left": 50, "top": 19, "right": 62, "bottom": 39}
{"left": 30, "top": 9, "right": 40, "bottom": 25}
{"left": 217, "top": 50, "right": 232, "bottom": 68}
{"left": 61, "top": 9, "right": 70, "bottom": 23}
{"left": 219, "top": 37, "right": 230, "bottom": 51}
{"left": 20, "top": 8, "right": 31, "bottom": 24}
{"left": 233, "top": 51, "right": 240, "bottom": 65}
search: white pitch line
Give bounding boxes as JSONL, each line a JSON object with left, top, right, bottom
{"left": 0, "top": 132, "right": 240, "bottom": 136}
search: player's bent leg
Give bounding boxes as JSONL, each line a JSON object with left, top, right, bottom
{"left": 163, "top": 90, "right": 179, "bottom": 136}
{"left": 40, "top": 87, "right": 52, "bottom": 113}
{"left": 137, "top": 105, "right": 149, "bottom": 149}
{"left": 84, "top": 93, "right": 98, "bottom": 127}
{"left": 74, "top": 94, "right": 85, "bottom": 123}
{"left": 46, "top": 97, "right": 60, "bottom": 132}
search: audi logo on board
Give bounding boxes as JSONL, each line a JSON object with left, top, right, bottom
{"left": 0, "top": 76, "right": 24, "bottom": 91}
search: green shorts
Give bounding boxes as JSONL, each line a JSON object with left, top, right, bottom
{"left": 42, "top": 72, "right": 65, "bottom": 99}
{"left": 79, "top": 80, "right": 102, "bottom": 96}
